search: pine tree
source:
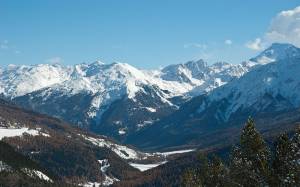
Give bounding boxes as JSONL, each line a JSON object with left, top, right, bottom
{"left": 182, "top": 153, "right": 232, "bottom": 187}
{"left": 206, "top": 155, "right": 230, "bottom": 187}
{"left": 271, "top": 127, "right": 300, "bottom": 186}
{"left": 181, "top": 153, "right": 208, "bottom": 187}
{"left": 181, "top": 169, "right": 203, "bottom": 187}
{"left": 289, "top": 126, "right": 300, "bottom": 185}
{"left": 181, "top": 120, "right": 299, "bottom": 187}
{"left": 196, "top": 153, "right": 209, "bottom": 182}
{"left": 272, "top": 133, "right": 292, "bottom": 185}
{"left": 229, "top": 146, "right": 251, "bottom": 186}
{"left": 230, "top": 117, "right": 271, "bottom": 186}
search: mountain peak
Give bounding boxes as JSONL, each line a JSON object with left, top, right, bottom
{"left": 110, "top": 62, "right": 142, "bottom": 73}
{"left": 184, "top": 59, "right": 207, "bottom": 69}
{"left": 212, "top": 61, "right": 230, "bottom": 68}
{"left": 185, "top": 59, "right": 207, "bottom": 65}
{"left": 269, "top": 42, "right": 296, "bottom": 49}
{"left": 91, "top": 60, "right": 105, "bottom": 66}
{"left": 250, "top": 43, "right": 300, "bottom": 64}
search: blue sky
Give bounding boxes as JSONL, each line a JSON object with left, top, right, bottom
{"left": 0, "top": 0, "right": 299, "bottom": 69}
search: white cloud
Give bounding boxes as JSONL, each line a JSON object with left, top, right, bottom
{"left": 224, "top": 39, "right": 232, "bottom": 45}
{"left": 184, "top": 43, "right": 207, "bottom": 49}
{"left": 265, "top": 6, "right": 300, "bottom": 46}
{"left": 46, "top": 57, "right": 63, "bottom": 64}
{"left": 245, "top": 38, "right": 263, "bottom": 50}
{"left": 247, "top": 6, "right": 300, "bottom": 50}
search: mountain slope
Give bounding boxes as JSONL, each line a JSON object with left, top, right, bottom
{"left": 1, "top": 43, "right": 297, "bottom": 150}
{"left": 160, "top": 59, "right": 248, "bottom": 95}
{"left": 250, "top": 43, "right": 300, "bottom": 64}
{"left": 126, "top": 43, "right": 300, "bottom": 150}
{"left": 0, "top": 140, "right": 60, "bottom": 187}
{"left": 0, "top": 99, "right": 157, "bottom": 186}
{"left": 10, "top": 63, "right": 180, "bottom": 139}
{"left": 0, "top": 64, "right": 70, "bottom": 98}
{"left": 0, "top": 99, "right": 197, "bottom": 186}
{"left": 1, "top": 58, "right": 251, "bottom": 141}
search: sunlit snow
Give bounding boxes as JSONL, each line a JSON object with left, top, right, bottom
{"left": 0, "top": 127, "right": 49, "bottom": 140}
{"left": 129, "top": 161, "right": 167, "bottom": 172}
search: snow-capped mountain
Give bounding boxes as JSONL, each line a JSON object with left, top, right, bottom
{"left": 250, "top": 43, "right": 300, "bottom": 64}
{"left": 0, "top": 59, "right": 251, "bottom": 100}
{"left": 155, "top": 59, "right": 248, "bottom": 95}
{"left": 208, "top": 54, "right": 300, "bottom": 122}
{"left": 127, "top": 43, "right": 300, "bottom": 149}
{"left": 1, "top": 43, "right": 293, "bottom": 144}
{"left": 0, "top": 55, "right": 251, "bottom": 140}
{"left": 0, "top": 63, "right": 71, "bottom": 98}
{"left": 7, "top": 62, "right": 181, "bottom": 139}
{"left": 204, "top": 43, "right": 300, "bottom": 122}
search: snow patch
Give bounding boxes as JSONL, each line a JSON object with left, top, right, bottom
{"left": 118, "top": 129, "right": 126, "bottom": 135}
{"left": 97, "top": 159, "right": 119, "bottom": 186}
{"left": 98, "top": 159, "right": 110, "bottom": 172}
{"left": 82, "top": 182, "right": 102, "bottom": 187}
{"left": 129, "top": 161, "right": 167, "bottom": 172}
{"left": 0, "top": 127, "right": 49, "bottom": 140}
{"left": 0, "top": 161, "right": 11, "bottom": 172}
{"left": 145, "top": 107, "right": 156, "bottom": 112}
{"left": 158, "top": 149, "right": 195, "bottom": 156}
{"left": 82, "top": 135, "right": 142, "bottom": 160}
{"left": 22, "top": 168, "right": 53, "bottom": 182}
{"left": 101, "top": 175, "right": 119, "bottom": 186}
{"left": 137, "top": 120, "right": 154, "bottom": 129}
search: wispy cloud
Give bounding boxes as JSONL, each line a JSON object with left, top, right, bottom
{"left": 183, "top": 43, "right": 207, "bottom": 49}
{"left": 46, "top": 57, "right": 64, "bottom": 64}
{"left": 246, "top": 6, "right": 300, "bottom": 50}
{"left": 183, "top": 42, "right": 213, "bottom": 61}
{"left": 197, "top": 52, "right": 214, "bottom": 61}
{"left": 245, "top": 38, "right": 263, "bottom": 51}
{"left": 224, "top": 39, "right": 233, "bottom": 45}
{"left": 265, "top": 6, "right": 300, "bottom": 46}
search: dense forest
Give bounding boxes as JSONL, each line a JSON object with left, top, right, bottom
{"left": 182, "top": 118, "right": 300, "bottom": 187}
{"left": 0, "top": 141, "right": 76, "bottom": 187}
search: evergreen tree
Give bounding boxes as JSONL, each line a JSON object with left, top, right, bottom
{"left": 289, "top": 126, "right": 300, "bottom": 185}
{"left": 196, "top": 153, "right": 209, "bottom": 183}
{"left": 272, "top": 133, "right": 293, "bottom": 185}
{"left": 181, "top": 153, "right": 208, "bottom": 187}
{"left": 206, "top": 155, "right": 230, "bottom": 187}
{"left": 181, "top": 120, "right": 300, "bottom": 187}
{"left": 181, "top": 169, "right": 202, "bottom": 187}
{"left": 271, "top": 127, "right": 300, "bottom": 186}
{"left": 230, "top": 117, "right": 271, "bottom": 186}
{"left": 229, "top": 146, "right": 251, "bottom": 186}
{"left": 182, "top": 154, "right": 232, "bottom": 187}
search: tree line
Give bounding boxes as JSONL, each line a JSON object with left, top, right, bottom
{"left": 182, "top": 118, "right": 300, "bottom": 187}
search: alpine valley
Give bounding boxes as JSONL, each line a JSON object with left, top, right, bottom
{"left": 1, "top": 43, "right": 300, "bottom": 186}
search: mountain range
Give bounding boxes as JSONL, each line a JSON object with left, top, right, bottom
{"left": 1, "top": 43, "right": 300, "bottom": 151}
{"left": 128, "top": 43, "right": 300, "bottom": 150}
{"left": 1, "top": 43, "right": 300, "bottom": 186}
